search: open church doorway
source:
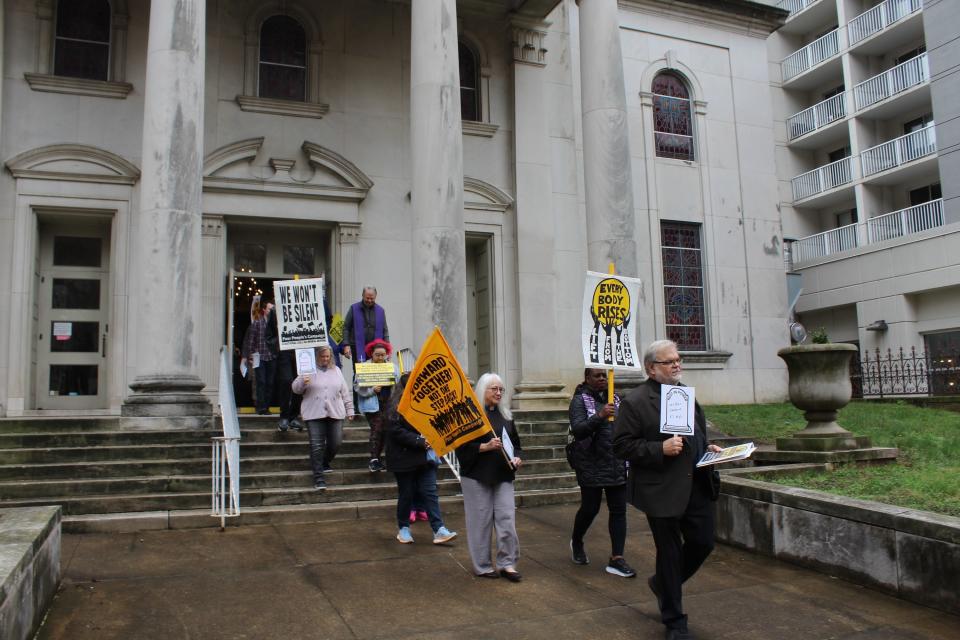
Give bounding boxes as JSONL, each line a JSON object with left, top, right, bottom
{"left": 465, "top": 234, "right": 494, "bottom": 382}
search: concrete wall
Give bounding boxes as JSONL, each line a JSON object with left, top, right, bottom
{"left": 717, "top": 475, "right": 960, "bottom": 616}
{"left": 0, "top": 506, "right": 61, "bottom": 640}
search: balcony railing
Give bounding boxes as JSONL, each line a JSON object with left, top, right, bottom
{"left": 778, "top": 0, "right": 818, "bottom": 15}
{"left": 867, "top": 199, "right": 944, "bottom": 243}
{"left": 860, "top": 125, "right": 936, "bottom": 177}
{"left": 782, "top": 29, "right": 842, "bottom": 82}
{"left": 787, "top": 91, "right": 847, "bottom": 140}
{"left": 848, "top": 0, "right": 922, "bottom": 47}
{"left": 854, "top": 54, "right": 928, "bottom": 111}
{"left": 791, "top": 156, "right": 854, "bottom": 201}
{"left": 791, "top": 223, "right": 859, "bottom": 263}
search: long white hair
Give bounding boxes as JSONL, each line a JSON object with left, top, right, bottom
{"left": 474, "top": 372, "right": 512, "bottom": 421}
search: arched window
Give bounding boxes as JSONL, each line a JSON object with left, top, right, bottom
{"left": 652, "top": 72, "right": 694, "bottom": 161}
{"left": 54, "top": 0, "right": 111, "bottom": 80}
{"left": 259, "top": 15, "right": 307, "bottom": 101}
{"left": 459, "top": 41, "right": 481, "bottom": 122}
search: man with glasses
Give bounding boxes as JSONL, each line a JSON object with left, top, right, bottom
{"left": 613, "top": 339, "right": 721, "bottom": 640}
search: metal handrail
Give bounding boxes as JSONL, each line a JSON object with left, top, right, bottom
{"left": 854, "top": 54, "right": 928, "bottom": 111}
{"left": 791, "top": 156, "right": 854, "bottom": 201}
{"left": 782, "top": 28, "right": 841, "bottom": 82}
{"left": 848, "top": 0, "right": 922, "bottom": 46}
{"left": 787, "top": 91, "right": 847, "bottom": 140}
{"left": 867, "top": 199, "right": 944, "bottom": 243}
{"left": 777, "top": 0, "right": 817, "bottom": 16}
{"left": 791, "top": 222, "right": 859, "bottom": 264}
{"left": 213, "top": 347, "right": 241, "bottom": 527}
{"left": 861, "top": 124, "right": 936, "bottom": 177}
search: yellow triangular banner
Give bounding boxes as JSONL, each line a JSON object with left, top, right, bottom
{"left": 398, "top": 327, "right": 493, "bottom": 457}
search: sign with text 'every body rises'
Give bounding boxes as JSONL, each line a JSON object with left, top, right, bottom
{"left": 273, "top": 278, "right": 328, "bottom": 351}
{"left": 581, "top": 271, "right": 642, "bottom": 370}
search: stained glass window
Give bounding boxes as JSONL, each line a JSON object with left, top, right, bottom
{"left": 662, "top": 222, "right": 706, "bottom": 350}
{"left": 460, "top": 41, "right": 480, "bottom": 122}
{"left": 652, "top": 72, "right": 694, "bottom": 161}
{"left": 54, "top": 0, "right": 111, "bottom": 80}
{"left": 259, "top": 15, "right": 307, "bottom": 101}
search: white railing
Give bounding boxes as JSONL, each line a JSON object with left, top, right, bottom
{"left": 782, "top": 29, "right": 841, "bottom": 82}
{"left": 787, "top": 92, "right": 847, "bottom": 140}
{"left": 848, "top": 0, "right": 922, "bottom": 46}
{"left": 867, "top": 199, "right": 944, "bottom": 243}
{"left": 792, "top": 156, "right": 854, "bottom": 201}
{"left": 854, "top": 54, "right": 928, "bottom": 111}
{"left": 213, "top": 347, "right": 241, "bottom": 528}
{"left": 861, "top": 125, "right": 936, "bottom": 177}
{"left": 778, "top": 0, "right": 817, "bottom": 16}
{"left": 791, "top": 223, "right": 860, "bottom": 263}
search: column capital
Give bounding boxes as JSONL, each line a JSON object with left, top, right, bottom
{"left": 510, "top": 22, "right": 548, "bottom": 67}
{"left": 338, "top": 222, "right": 362, "bottom": 244}
{"left": 201, "top": 215, "right": 224, "bottom": 237}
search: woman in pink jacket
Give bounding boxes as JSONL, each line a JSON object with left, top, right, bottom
{"left": 292, "top": 345, "right": 354, "bottom": 490}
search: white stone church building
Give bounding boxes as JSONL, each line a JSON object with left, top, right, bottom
{"left": 0, "top": 0, "right": 859, "bottom": 420}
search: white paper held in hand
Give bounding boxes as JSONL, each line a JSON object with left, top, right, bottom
{"left": 501, "top": 428, "right": 515, "bottom": 460}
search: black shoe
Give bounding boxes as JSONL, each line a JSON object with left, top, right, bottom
{"left": 499, "top": 569, "right": 522, "bottom": 582}
{"left": 321, "top": 463, "right": 333, "bottom": 473}
{"left": 605, "top": 557, "right": 636, "bottom": 578}
{"left": 649, "top": 575, "right": 664, "bottom": 610}
{"left": 368, "top": 458, "right": 385, "bottom": 472}
{"left": 665, "top": 629, "right": 693, "bottom": 640}
{"left": 291, "top": 419, "right": 305, "bottom": 432}
{"left": 570, "top": 540, "right": 589, "bottom": 565}
{"left": 277, "top": 419, "right": 289, "bottom": 432}
{"left": 313, "top": 481, "right": 326, "bottom": 491}
{"left": 476, "top": 571, "right": 499, "bottom": 579}
{"left": 257, "top": 410, "right": 270, "bottom": 416}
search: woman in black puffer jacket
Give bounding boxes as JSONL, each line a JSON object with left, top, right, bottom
{"left": 568, "top": 368, "right": 635, "bottom": 578}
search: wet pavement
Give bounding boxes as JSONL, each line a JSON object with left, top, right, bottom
{"left": 38, "top": 504, "right": 960, "bottom": 639}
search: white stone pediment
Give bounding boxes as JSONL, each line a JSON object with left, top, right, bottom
{"left": 6, "top": 144, "right": 140, "bottom": 184}
{"left": 464, "top": 177, "right": 513, "bottom": 212}
{"left": 202, "top": 138, "right": 374, "bottom": 202}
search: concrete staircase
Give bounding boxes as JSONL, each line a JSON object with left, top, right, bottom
{"left": 0, "top": 410, "right": 579, "bottom": 532}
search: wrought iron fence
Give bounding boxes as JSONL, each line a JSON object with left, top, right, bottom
{"left": 851, "top": 346, "right": 960, "bottom": 398}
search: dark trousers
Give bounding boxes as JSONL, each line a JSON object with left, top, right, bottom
{"left": 275, "top": 353, "right": 301, "bottom": 421}
{"left": 365, "top": 411, "right": 385, "bottom": 459}
{"left": 572, "top": 484, "right": 627, "bottom": 557}
{"left": 394, "top": 464, "right": 443, "bottom": 532}
{"left": 305, "top": 418, "right": 343, "bottom": 483}
{"left": 254, "top": 359, "right": 277, "bottom": 414}
{"left": 646, "top": 485, "right": 716, "bottom": 631}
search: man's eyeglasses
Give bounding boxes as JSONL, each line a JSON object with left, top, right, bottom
{"left": 489, "top": 386, "right": 506, "bottom": 393}
{"left": 653, "top": 358, "right": 683, "bottom": 366}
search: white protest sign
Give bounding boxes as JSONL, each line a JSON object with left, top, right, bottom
{"left": 295, "top": 348, "right": 317, "bottom": 375}
{"left": 273, "top": 278, "right": 328, "bottom": 350}
{"left": 581, "top": 271, "right": 643, "bottom": 369}
{"left": 659, "top": 384, "right": 695, "bottom": 436}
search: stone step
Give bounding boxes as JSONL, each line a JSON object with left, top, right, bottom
{"left": 61, "top": 488, "right": 583, "bottom": 533}
{"left": 1, "top": 472, "right": 578, "bottom": 516}
{"left": 0, "top": 417, "right": 126, "bottom": 433}
{"left": 0, "top": 430, "right": 219, "bottom": 449}
{"left": 0, "top": 459, "right": 574, "bottom": 498}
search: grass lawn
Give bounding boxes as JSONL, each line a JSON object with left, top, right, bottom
{"left": 705, "top": 401, "right": 960, "bottom": 517}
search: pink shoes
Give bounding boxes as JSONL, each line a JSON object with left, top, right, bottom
{"left": 409, "top": 510, "right": 429, "bottom": 523}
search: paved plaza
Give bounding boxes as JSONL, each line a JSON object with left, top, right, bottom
{"left": 38, "top": 504, "right": 959, "bottom": 639}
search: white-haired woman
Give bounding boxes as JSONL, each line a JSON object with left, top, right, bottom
{"left": 456, "top": 373, "right": 524, "bottom": 581}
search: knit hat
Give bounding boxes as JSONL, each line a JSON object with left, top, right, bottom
{"left": 365, "top": 338, "right": 393, "bottom": 358}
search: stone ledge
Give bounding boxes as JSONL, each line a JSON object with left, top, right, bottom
{"left": 462, "top": 120, "right": 499, "bottom": 137}
{"left": 0, "top": 506, "right": 61, "bottom": 640}
{"left": 24, "top": 73, "right": 133, "bottom": 99}
{"left": 235, "top": 95, "right": 330, "bottom": 119}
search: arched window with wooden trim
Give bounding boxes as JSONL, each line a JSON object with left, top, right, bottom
{"left": 54, "top": 0, "right": 112, "bottom": 80}
{"left": 652, "top": 72, "right": 694, "bottom": 161}
{"left": 459, "top": 40, "right": 481, "bottom": 122}
{"left": 259, "top": 15, "right": 307, "bottom": 101}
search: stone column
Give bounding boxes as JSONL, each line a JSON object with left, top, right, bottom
{"left": 510, "top": 21, "right": 566, "bottom": 409}
{"left": 122, "top": 0, "right": 210, "bottom": 425}
{"left": 409, "top": 0, "right": 468, "bottom": 363}
{"left": 576, "top": 0, "right": 637, "bottom": 276}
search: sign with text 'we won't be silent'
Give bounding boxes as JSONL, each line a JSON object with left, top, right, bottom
{"left": 273, "top": 277, "right": 328, "bottom": 351}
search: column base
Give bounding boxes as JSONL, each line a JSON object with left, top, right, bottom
{"left": 121, "top": 374, "right": 213, "bottom": 429}
{"left": 512, "top": 381, "right": 568, "bottom": 411}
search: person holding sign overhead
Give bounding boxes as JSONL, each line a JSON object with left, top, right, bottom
{"left": 291, "top": 344, "right": 354, "bottom": 491}
{"left": 612, "top": 340, "right": 722, "bottom": 640}
{"left": 456, "top": 373, "right": 524, "bottom": 582}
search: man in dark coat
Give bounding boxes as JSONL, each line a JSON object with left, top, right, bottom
{"left": 568, "top": 368, "right": 635, "bottom": 578}
{"left": 342, "top": 286, "right": 389, "bottom": 362}
{"left": 613, "top": 340, "right": 721, "bottom": 640}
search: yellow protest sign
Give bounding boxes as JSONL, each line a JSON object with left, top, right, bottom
{"left": 398, "top": 327, "right": 493, "bottom": 457}
{"left": 354, "top": 362, "right": 396, "bottom": 387}
{"left": 329, "top": 313, "right": 344, "bottom": 345}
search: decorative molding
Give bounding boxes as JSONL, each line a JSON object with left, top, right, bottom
{"left": 464, "top": 177, "right": 513, "bottom": 212}
{"left": 511, "top": 25, "right": 548, "bottom": 66}
{"left": 462, "top": 120, "right": 499, "bottom": 138}
{"left": 640, "top": 56, "right": 705, "bottom": 102}
{"left": 338, "top": 222, "right": 362, "bottom": 245}
{"left": 201, "top": 216, "right": 224, "bottom": 238}
{"left": 32, "top": 0, "right": 130, "bottom": 82}
{"left": 236, "top": 95, "right": 330, "bottom": 119}
{"left": 301, "top": 142, "right": 374, "bottom": 191}
{"left": 203, "top": 137, "right": 264, "bottom": 176}
{"left": 24, "top": 73, "right": 133, "bottom": 99}
{"left": 6, "top": 143, "right": 140, "bottom": 184}
{"left": 620, "top": 0, "right": 786, "bottom": 39}
{"left": 270, "top": 158, "right": 296, "bottom": 175}
{"left": 681, "top": 350, "right": 733, "bottom": 366}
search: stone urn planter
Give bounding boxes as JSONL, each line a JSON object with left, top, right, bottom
{"left": 776, "top": 343, "right": 871, "bottom": 451}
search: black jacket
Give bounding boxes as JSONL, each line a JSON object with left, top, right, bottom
{"left": 612, "top": 379, "right": 719, "bottom": 518}
{"left": 385, "top": 416, "right": 430, "bottom": 473}
{"left": 568, "top": 383, "right": 626, "bottom": 488}
{"left": 456, "top": 407, "right": 523, "bottom": 486}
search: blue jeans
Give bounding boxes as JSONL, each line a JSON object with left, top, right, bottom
{"left": 305, "top": 418, "right": 343, "bottom": 483}
{"left": 394, "top": 464, "right": 443, "bottom": 532}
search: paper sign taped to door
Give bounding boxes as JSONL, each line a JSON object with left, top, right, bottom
{"left": 53, "top": 322, "right": 72, "bottom": 341}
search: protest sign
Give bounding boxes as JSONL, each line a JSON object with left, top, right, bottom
{"left": 581, "top": 271, "right": 643, "bottom": 369}
{"left": 398, "top": 327, "right": 493, "bottom": 457}
{"left": 355, "top": 362, "right": 397, "bottom": 387}
{"left": 659, "top": 384, "right": 695, "bottom": 436}
{"left": 273, "top": 277, "right": 328, "bottom": 350}
{"left": 295, "top": 348, "right": 317, "bottom": 376}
